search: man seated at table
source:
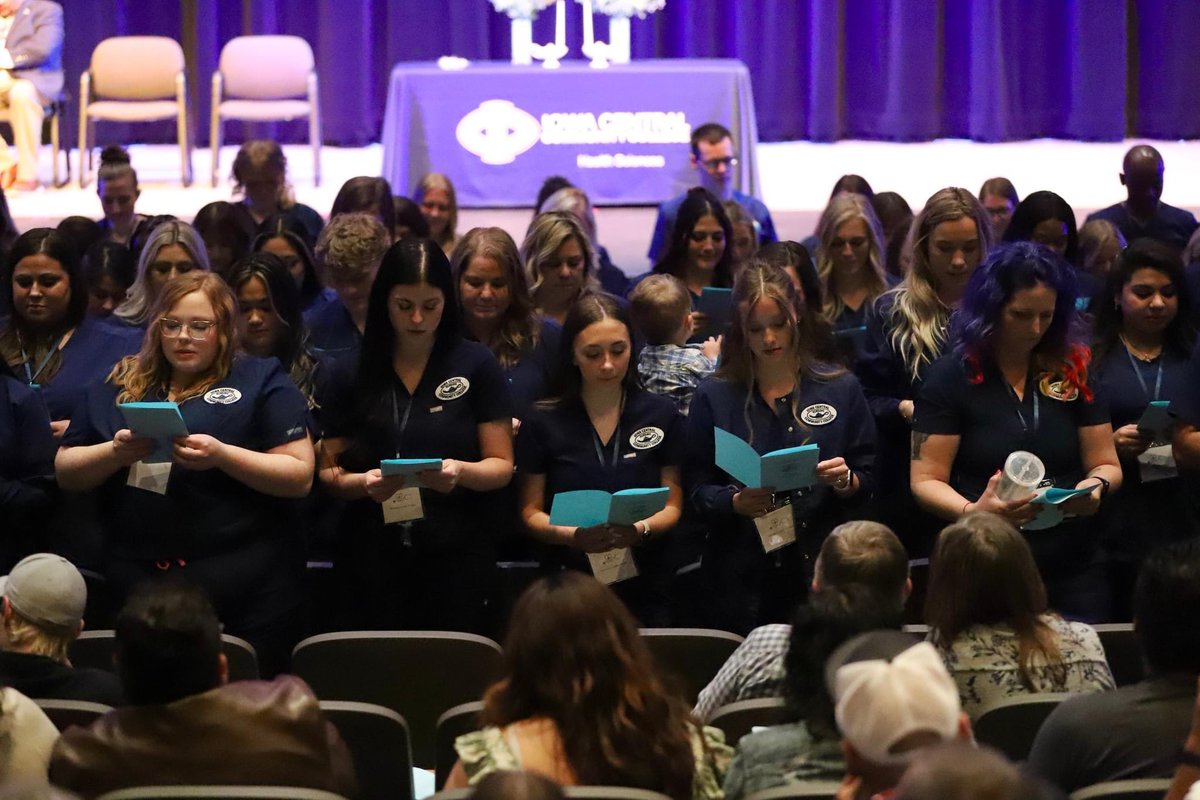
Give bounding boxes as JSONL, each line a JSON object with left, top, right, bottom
{"left": 646, "top": 122, "right": 776, "bottom": 265}
{"left": 49, "top": 579, "right": 357, "bottom": 798}
{"left": 1085, "top": 144, "right": 1198, "bottom": 252}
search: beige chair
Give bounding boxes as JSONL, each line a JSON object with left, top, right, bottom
{"left": 78, "top": 36, "right": 191, "bottom": 188}
{"left": 210, "top": 35, "right": 320, "bottom": 187}
{"left": 0, "top": 98, "right": 67, "bottom": 187}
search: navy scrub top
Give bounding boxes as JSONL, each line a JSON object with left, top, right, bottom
{"left": 0, "top": 374, "right": 54, "bottom": 516}
{"left": 686, "top": 369, "right": 877, "bottom": 553}
{"left": 20, "top": 317, "right": 142, "bottom": 421}
{"left": 304, "top": 300, "right": 362, "bottom": 371}
{"left": 327, "top": 338, "right": 514, "bottom": 553}
{"left": 469, "top": 316, "right": 561, "bottom": 416}
{"left": 61, "top": 356, "right": 310, "bottom": 562}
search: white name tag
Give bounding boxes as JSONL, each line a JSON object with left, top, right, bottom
{"left": 587, "top": 548, "right": 639, "bottom": 585}
{"left": 127, "top": 460, "right": 172, "bottom": 495}
{"left": 1138, "top": 443, "right": 1177, "bottom": 483}
{"left": 754, "top": 503, "right": 796, "bottom": 553}
{"left": 382, "top": 486, "right": 424, "bottom": 523}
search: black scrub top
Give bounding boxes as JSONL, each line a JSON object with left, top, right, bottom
{"left": 914, "top": 353, "right": 1110, "bottom": 502}
{"left": 470, "top": 317, "right": 561, "bottom": 417}
{"left": 516, "top": 387, "right": 683, "bottom": 569}
{"left": 18, "top": 317, "right": 142, "bottom": 421}
{"left": 686, "top": 369, "right": 877, "bottom": 554}
{"left": 0, "top": 374, "right": 54, "bottom": 564}
{"left": 328, "top": 338, "right": 514, "bottom": 554}
{"left": 304, "top": 300, "right": 361, "bottom": 371}
{"left": 62, "top": 356, "right": 310, "bottom": 561}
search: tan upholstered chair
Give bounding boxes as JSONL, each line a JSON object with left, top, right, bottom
{"left": 210, "top": 35, "right": 321, "bottom": 187}
{"left": 78, "top": 36, "right": 191, "bottom": 188}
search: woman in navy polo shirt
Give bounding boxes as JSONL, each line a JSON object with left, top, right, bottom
{"left": 686, "top": 262, "right": 876, "bottom": 635}
{"left": 517, "top": 292, "right": 683, "bottom": 624}
{"left": 1090, "top": 239, "right": 1196, "bottom": 618}
{"left": 647, "top": 188, "right": 734, "bottom": 338}
{"left": 55, "top": 272, "right": 315, "bottom": 674}
{"left": 912, "top": 242, "right": 1122, "bottom": 621}
{"left": 0, "top": 358, "right": 54, "bottom": 571}
{"left": 319, "top": 239, "right": 514, "bottom": 634}
{"left": 815, "top": 193, "right": 891, "bottom": 363}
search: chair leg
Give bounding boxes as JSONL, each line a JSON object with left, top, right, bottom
{"left": 77, "top": 111, "right": 88, "bottom": 189}
{"left": 210, "top": 115, "right": 221, "bottom": 189}
{"left": 178, "top": 109, "right": 191, "bottom": 188}
{"left": 49, "top": 108, "right": 60, "bottom": 188}
{"left": 308, "top": 72, "right": 321, "bottom": 187}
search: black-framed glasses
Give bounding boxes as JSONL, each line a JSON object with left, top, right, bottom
{"left": 159, "top": 318, "right": 216, "bottom": 340}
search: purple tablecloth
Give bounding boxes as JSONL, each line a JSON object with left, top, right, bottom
{"left": 381, "top": 59, "right": 761, "bottom": 208}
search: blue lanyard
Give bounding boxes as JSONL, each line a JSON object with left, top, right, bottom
{"left": 1005, "top": 380, "right": 1039, "bottom": 434}
{"left": 390, "top": 386, "right": 414, "bottom": 458}
{"left": 1123, "top": 344, "right": 1164, "bottom": 402}
{"left": 18, "top": 330, "right": 68, "bottom": 386}
{"left": 589, "top": 394, "right": 624, "bottom": 490}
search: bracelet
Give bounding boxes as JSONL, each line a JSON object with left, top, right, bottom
{"left": 1177, "top": 747, "right": 1200, "bottom": 768}
{"left": 836, "top": 469, "right": 853, "bottom": 490}
{"left": 637, "top": 520, "right": 652, "bottom": 542}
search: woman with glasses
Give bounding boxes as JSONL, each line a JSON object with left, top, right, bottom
{"left": 647, "top": 188, "right": 735, "bottom": 338}
{"left": 56, "top": 272, "right": 314, "bottom": 675}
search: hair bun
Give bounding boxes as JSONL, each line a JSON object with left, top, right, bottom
{"left": 99, "top": 145, "right": 131, "bottom": 166}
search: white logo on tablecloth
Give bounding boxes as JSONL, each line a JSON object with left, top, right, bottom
{"left": 456, "top": 101, "right": 541, "bottom": 165}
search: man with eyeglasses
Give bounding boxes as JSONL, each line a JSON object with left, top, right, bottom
{"left": 646, "top": 122, "right": 776, "bottom": 266}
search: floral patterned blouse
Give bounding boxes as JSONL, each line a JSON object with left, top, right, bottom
{"left": 934, "top": 615, "right": 1116, "bottom": 719}
{"left": 455, "top": 722, "right": 733, "bottom": 800}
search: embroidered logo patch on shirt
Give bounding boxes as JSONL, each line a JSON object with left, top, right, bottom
{"left": 435, "top": 377, "right": 470, "bottom": 401}
{"left": 203, "top": 387, "right": 242, "bottom": 405}
{"left": 630, "top": 426, "right": 665, "bottom": 450}
{"left": 1039, "top": 375, "right": 1079, "bottom": 402}
{"left": 800, "top": 403, "right": 837, "bottom": 425}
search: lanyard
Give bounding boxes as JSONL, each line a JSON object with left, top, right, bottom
{"left": 18, "top": 330, "right": 68, "bottom": 386}
{"left": 1004, "top": 380, "right": 1039, "bottom": 435}
{"left": 589, "top": 393, "right": 625, "bottom": 486}
{"left": 1124, "top": 344, "right": 1164, "bottom": 402}
{"left": 390, "top": 386, "right": 415, "bottom": 458}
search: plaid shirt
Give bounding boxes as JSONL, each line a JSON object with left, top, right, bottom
{"left": 637, "top": 343, "right": 717, "bottom": 416}
{"left": 694, "top": 624, "right": 791, "bottom": 721}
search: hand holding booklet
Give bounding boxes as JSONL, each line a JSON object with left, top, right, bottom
{"left": 1024, "top": 484, "right": 1099, "bottom": 530}
{"left": 1136, "top": 400, "right": 1173, "bottom": 439}
{"left": 548, "top": 487, "right": 670, "bottom": 586}
{"left": 118, "top": 402, "right": 188, "bottom": 464}
{"left": 695, "top": 287, "right": 733, "bottom": 337}
{"left": 715, "top": 427, "right": 820, "bottom": 492}
{"left": 380, "top": 458, "right": 443, "bottom": 477}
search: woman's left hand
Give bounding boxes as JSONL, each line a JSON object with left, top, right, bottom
{"left": 1061, "top": 478, "right": 1104, "bottom": 517}
{"left": 418, "top": 459, "right": 462, "bottom": 494}
{"left": 816, "top": 457, "right": 852, "bottom": 489}
{"left": 172, "top": 434, "right": 226, "bottom": 471}
{"left": 608, "top": 523, "right": 641, "bottom": 549}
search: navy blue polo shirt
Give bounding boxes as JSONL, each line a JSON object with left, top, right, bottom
{"left": 0, "top": 374, "right": 54, "bottom": 510}
{"left": 1167, "top": 341, "right": 1200, "bottom": 429}
{"left": 1086, "top": 202, "right": 1199, "bottom": 253}
{"left": 304, "top": 300, "right": 361, "bottom": 371}
{"left": 914, "top": 353, "right": 1110, "bottom": 502}
{"left": 24, "top": 317, "right": 141, "bottom": 421}
{"left": 467, "top": 317, "right": 561, "bottom": 417}
{"left": 61, "top": 356, "right": 310, "bottom": 561}
{"left": 686, "top": 369, "right": 876, "bottom": 547}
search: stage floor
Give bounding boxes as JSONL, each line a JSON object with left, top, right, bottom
{"left": 9, "top": 137, "right": 1200, "bottom": 276}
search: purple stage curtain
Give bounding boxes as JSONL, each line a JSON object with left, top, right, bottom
{"left": 58, "top": 0, "right": 1200, "bottom": 148}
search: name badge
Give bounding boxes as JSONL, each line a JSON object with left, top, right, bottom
{"left": 1138, "top": 443, "right": 1177, "bottom": 483}
{"left": 127, "top": 460, "right": 172, "bottom": 495}
{"left": 382, "top": 486, "right": 424, "bottom": 524}
{"left": 587, "top": 548, "right": 639, "bottom": 585}
{"left": 754, "top": 503, "right": 796, "bottom": 553}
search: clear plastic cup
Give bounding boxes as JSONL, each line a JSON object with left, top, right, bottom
{"left": 996, "top": 450, "right": 1045, "bottom": 501}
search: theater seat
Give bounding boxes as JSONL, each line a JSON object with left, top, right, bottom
{"left": 435, "top": 701, "right": 484, "bottom": 790}
{"left": 34, "top": 698, "right": 111, "bottom": 732}
{"left": 319, "top": 701, "right": 414, "bottom": 800}
{"left": 1092, "top": 623, "right": 1145, "bottom": 687}
{"left": 638, "top": 628, "right": 744, "bottom": 705}
{"left": 745, "top": 783, "right": 842, "bottom": 800}
{"left": 973, "top": 692, "right": 1071, "bottom": 762}
{"left": 707, "top": 697, "right": 788, "bottom": 747}
{"left": 1068, "top": 780, "right": 1173, "bottom": 800}
{"left": 96, "top": 787, "right": 350, "bottom": 800}
{"left": 429, "top": 788, "right": 674, "bottom": 800}
{"left": 68, "top": 630, "right": 260, "bottom": 682}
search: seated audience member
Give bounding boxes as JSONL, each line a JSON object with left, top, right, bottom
{"left": 1027, "top": 539, "right": 1200, "bottom": 792}
{"left": 540, "top": 184, "right": 630, "bottom": 296}
{"left": 892, "top": 741, "right": 1032, "bottom": 800}
{"left": 0, "top": 554, "right": 123, "bottom": 706}
{"left": 629, "top": 274, "right": 720, "bottom": 415}
{"left": 81, "top": 242, "right": 135, "bottom": 320}
{"left": 721, "top": 586, "right": 906, "bottom": 800}
{"left": 1086, "top": 145, "right": 1199, "bottom": 253}
{"left": 473, "top": 770, "right": 566, "bottom": 800}
{"left": 1078, "top": 218, "right": 1126, "bottom": 283}
{"left": 95, "top": 146, "right": 145, "bottom": 246}
{"left": 445, "top": 572, "right": 732, "bottom": 798}
{"left": 414, "top": 172, "right": 459, "bottom": 256}
{"left": 870, "top": 191, "right": 913, "bottom": 279}
{"left": 978, "top": 177, "right": 1019, "bottom": 240}
{"left": 647, "top": 123, "right": 776, "bottom": 265}
{"left": 0, "top": 681, "right": 57, "bottom": 784}
{"left": 331, "top": 176, "right": 396, "bottom": 237}
{"left": 231, "top": 140, "right": 324, "bottom": 248}
{"left": 815, "top": 193, "right": 891, "bottom": 362}
{"left": 305, "top": 212, "right": 390, "bottom": 368}
{"left": 799, "top": 175, "right": 875, "bottom": 257}
{"left": 49, "top": 580, "right": 356, "bottom": 798}
{"left": 723, "top": 200, "right": 760, "bottom": 279}
{"left": 191, "top": 201, "right": 256, "bottom": 281}
{"left": 925, "top": 513, "right": 1114, "bottom": 719}
{"left": 827, "top": 631, "right": 970, "bottom": 800}
{"left": 55, "top": 216, "right": 104, "bottom": 263}
{"left": 649, "top": 188, "right": 735, "bottom": 338}
{"left": 391, "top": 195, "right": 430, "bottom": 241}
{"left": 113, "top": 220, "right": 211, "bottom": 329}
{"left": 253, "top": 214, "right": 332, "bottom": 314}
{"left": 523, "top": 211, "right": 600, "bottom": 326}
{"left": 695, "top": 521, "right": 908, "bottom": 721}
{"left": 0, "top": 359, "right": 54, "bottom": 572}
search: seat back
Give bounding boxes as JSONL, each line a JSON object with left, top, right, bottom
{"left": 1068, "top": 779, "right": 1173, "bottom": 800}
{"left": 96, "top": 788, "right": 350, "bottom": 800}
{"left": 291, "top": 632, "right": 504, "bottom": 768}
{"left": 90, "top": 36, "right": 184, "bottom": 100}
{"left": 745, "top": 784, "right": 842, "bottom": 800}
{"left": 34, "top": 699, "right": 112, "bottom": 732}
{"left": 973, "top": 692, "right": 1070, "bottom": 762}
{"left": 320, "top": 701, "right": 414, "bottom": 800}
{"left": 69, "top": 630, "right": 259, "bottom": 682}
{"left": 707, "top": 697, "right": 788, "bottom": 747}
{"left": 638, "top": 628, "right": 744, "bottom": 705}
{"left": 434, "top": 701, "right": 484, "bottom": 789}
{"left": 429, "top": 789, "right": 673, "bottom": 800}
{"left": 219, "top": 36, "right": 313, "bottom": 100}
{"left": 1093, "top": 623, "right": 1144, "bottom": 687}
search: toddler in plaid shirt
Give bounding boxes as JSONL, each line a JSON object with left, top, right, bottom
{"left": 629, "top": 274, "right": 721, "bottom": 415}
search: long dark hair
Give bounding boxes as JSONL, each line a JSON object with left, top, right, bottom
{"left": 2, "top": 228, "right": 87, "bottom": 329}
{"left": 483, "top": 572, "right": 697, "bottom": 800}
{"left": 1092, "top": 237, "right": 1195, "bottom": 362}
{"left": 541, "top": 292, "right": 637, "bottom": 408}
{"left": 653, "top": 187, "right": 734, "bottom": 288}
{"left": 226, "top": 253, "right": 321, "bottom": 408}
{"left": 1003, "top": 190, "right": 1080, "bottom": 266}
{"left": 252, "top": 214, "right": 324, "bottom": 310}
{"left": 331, "top": 176, "right": 396, "bottom": 234}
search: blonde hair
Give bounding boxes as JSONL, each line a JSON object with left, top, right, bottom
{"left": 449, "top": 226, "right": 541, "bottom": 369}
{"left": 114, "top": 221, "right": 212, "bottom": 326}
{"left": 110, "top": 273, "right": 238, "bottom": 405}
{"left": 885, "top": 188, "right": 993, "bottom": 381}
{"left": 816, "top": 193, "right": 888, "bottom": 322}
{"left": 629, "top": 274, "right": 691, "bottom": 345}
{"left": 3, "top": 608, "right": 73, "bottom": 662}
{"left": 415, "top": 173, "right": 459, "bottom": 251}
{"left": 521, "top": 211, "right": 599, "bottom": 307}
{"left": 1078, "top": 219, "right": 1126, "bottom": 279}
{"left": 315, "top": 212, "right": 390, "bottom": 278}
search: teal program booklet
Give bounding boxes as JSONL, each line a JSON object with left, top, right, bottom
{"left": 549, "top": 487, "right": 671, "bottom": 528}
{"left": 715, "top": 427, "right": 820, "bottom": 492}
{"left": 380, "top": 458, "right": 444, "bottom": 477}
{"left": 118, "top": 402, "right": 188, "bottom": 463}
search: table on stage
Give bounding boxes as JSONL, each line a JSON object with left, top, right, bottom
{"left": 381, "top": 59, "right": 761, "bottom": 208}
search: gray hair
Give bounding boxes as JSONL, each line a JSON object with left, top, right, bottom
{"left": 114, "top": 221, "right": 211, "bottom": 325}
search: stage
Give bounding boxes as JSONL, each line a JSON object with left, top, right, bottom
{"left": 8, "top": 137, "right": 1200, "bottom": 276}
